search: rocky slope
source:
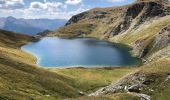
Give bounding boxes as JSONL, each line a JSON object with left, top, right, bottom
{"left": 50, "top": 0, "right": 170, "bottom": 99}
{"left": 36, "top": 30, "right": 52, "bottom": 37}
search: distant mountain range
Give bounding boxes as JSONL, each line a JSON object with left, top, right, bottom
{"left": 0, "top": 16, "right": 67, "bottom": 35}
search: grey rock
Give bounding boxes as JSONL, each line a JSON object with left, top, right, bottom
{"left": 139, "top": 93, "right": 151, "bottom": 100}
{"left": 165, "top": 75, "right": 170, "bottom": 81}
{"left": 89, "top": 73, "right": 146, "bottom": 96}
{"left": 128, "top": 84, "right": 145, "bottom": 93}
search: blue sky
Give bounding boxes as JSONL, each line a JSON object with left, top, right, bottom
{"left": 0, "top": 0, "right": 135, "bottom": 19}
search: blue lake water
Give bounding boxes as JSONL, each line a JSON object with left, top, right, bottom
{"left": 22, "top": 37, "right": 139, "bottom": 68}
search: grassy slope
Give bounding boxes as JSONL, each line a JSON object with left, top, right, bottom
{"left": 0, "top": 30, "right": 81, "bottom": 99}
{"left": 137, "top": 56, "right": 170, "bottom": 100}
{"left": 49, "top": 67, "right": 137, "bottom": 94}
{"left": 0, "top": 30, "right": 137, "bottom": 100}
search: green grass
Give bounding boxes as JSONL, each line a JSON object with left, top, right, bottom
{"left": 0, "top": 29, "right": 139, "bottom": 100}
{"left": 0, "top": 30, "right": 81, "bottom": 99}
{"left": 49, "top": 67, "right": 137, "bottom": 93}
{"left": 50, "top": 22, "right": 96, "bottom": 38}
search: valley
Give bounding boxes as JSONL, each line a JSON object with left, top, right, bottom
{"left": 0, "top": 30, "right": 135, "bottom": 99}
{"left": 0, "top": 0, "right": 170, "bottom": 100}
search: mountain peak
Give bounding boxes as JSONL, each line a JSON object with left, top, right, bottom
{"left": 7, "top": 16, "right": 15, "bottom": 19}
{"left": 6, "top": 16, "right": 16, "bottom": 21}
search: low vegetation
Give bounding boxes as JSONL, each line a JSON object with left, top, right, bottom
{"left": 0, "top": 30, "right": 138, "bottom": 99}
{"left": 0, "top": 30, "right": 80, "bottom": 99}
{"left": 49, "top": 67, "right": 137, "bottom": 94}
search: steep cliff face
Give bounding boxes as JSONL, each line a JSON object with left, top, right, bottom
{"left": 106, "top": 0, "right": 170, "bottom": 36}
{"left": 143, "top": 25, "right": 170, "bottom": 62}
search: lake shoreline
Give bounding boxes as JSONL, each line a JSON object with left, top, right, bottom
{"left": 21, "top": 37, "right": 141, "bottom": 68}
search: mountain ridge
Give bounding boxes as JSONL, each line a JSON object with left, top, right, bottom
{"left": 0, "top": 16, "right": 67, "bottom": 35}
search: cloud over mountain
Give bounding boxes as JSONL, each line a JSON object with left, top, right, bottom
{"left": 0, "top": 0, "right": 24, "bottom": 9}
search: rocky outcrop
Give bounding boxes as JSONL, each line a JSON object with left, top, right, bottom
{"left": 133, "top": 25, "right": 170, "bottom": 58}
{"left": 133, "top": 39, "right": 146, "bottom": 57}
{"left": 137, "top": 93, "right": 151, "bottom": 100}
{"left": 89, "top": 70, "right": 170, "bottom": 100}
{"left": 66, "top": 10, "right": 113, "bottom": 26}
{"left": 89, "top": 73, "right": 147, "bottom": 96}
{"left": 36, "top": 30, "right": 52, "bottom": 37}
{"left": 66, "top": 12, "right": 88, "bottom": 26}
{"left": 110, "top": 0, "right": 170, "bottom": 36}
{"left": 128, "top": 83, "right": 146, "bottom": 93}
{"left": 151, "top": 25, "right": 170, "bottom": 51}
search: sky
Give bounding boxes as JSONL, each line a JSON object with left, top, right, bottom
{"left": 0, "top": 0, "right": 135, "bottom": 19}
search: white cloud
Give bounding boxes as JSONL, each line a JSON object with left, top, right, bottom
{"left": 107, "top": 0, "right": 126, "bottom": 2}
{"left": 23, "top": 1, "right": 70, "bottom": 19}
{"left": 0, "top": 0, "right": 24, "bottom": 9}
{"left": 30, "top": 2, "right": 66, "bottom": 12}
{"left": 23, "top": 1, "right": 87, "bottom": 19}
{"left": 65, "top": 0, "right": 82, "bottom": 5}
{"left": 0, "top": 0, "right": 87, "bottom": 19}
{"left": 30, "top": 2, "right": 45, "bottom": 9}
